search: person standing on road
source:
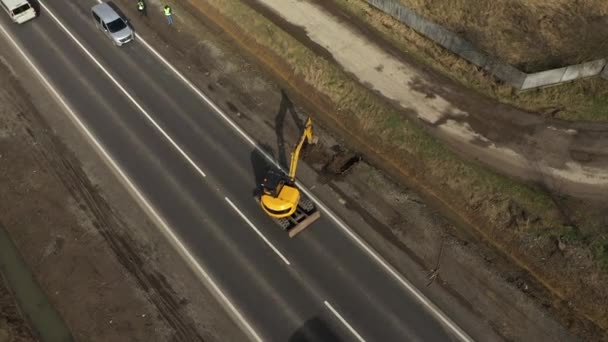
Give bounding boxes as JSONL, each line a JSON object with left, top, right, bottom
{"left": 163, "top": 5, "right": 173, "bottom": 25}
{"left": 137, "top": 0, "right": 146, "bottom": 17}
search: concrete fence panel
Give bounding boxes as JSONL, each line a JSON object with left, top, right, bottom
{"left": 484, "top": 62, "right": 527, "bottom": 89}
{"left": 521, "top": 59, "right": 606, "bottom": 90}
{"left": 363, "top": 0, "right": 608, "bottom": 90}
{"left": 521, "top": 68, "right": 568, "bottom": 90}
{"left": 560, "top": 59, "right": 606, "bottom": 82}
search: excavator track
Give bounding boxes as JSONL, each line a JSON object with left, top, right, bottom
{"left": 283, "top": 196, "right": 320, "bottom": 238}
{"left": 299, "top": 197, "right": 315, "bottom": 212}
{"left": 255, "top": 195, "right": 320, "bottom": 236}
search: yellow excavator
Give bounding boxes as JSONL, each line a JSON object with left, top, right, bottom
{"left": 260, "top": 116, "right": 320, "bottom": 237}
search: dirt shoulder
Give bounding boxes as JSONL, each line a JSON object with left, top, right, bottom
{"left": 0, "top": 38, "right": 244, "bottom": 341}
{"left": 111, "top": 0, "right": 603, "bottom": 340}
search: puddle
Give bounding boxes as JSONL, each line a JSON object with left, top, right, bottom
{"left": 0, "top": 223, "right": 73, "bottom": 341}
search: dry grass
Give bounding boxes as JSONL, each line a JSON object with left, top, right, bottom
{"left": 397, "top": 0, "right": 608, "bottom": 70}
{"left": 334, "top": 0, "right": 608, "bottom": 122}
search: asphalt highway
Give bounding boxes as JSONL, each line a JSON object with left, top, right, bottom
{"left": 0, "top": 1, "right": 469, "bottom": 340}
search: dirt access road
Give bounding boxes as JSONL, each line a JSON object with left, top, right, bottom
{"left": 0, "top": 38, "right": 244, "bottom": 341}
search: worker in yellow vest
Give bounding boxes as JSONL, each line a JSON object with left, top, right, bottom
{"left": 137, "top": 0, "right": 146, "bottom": 17}
{"left": 163, "top": 5, "right": 173, "bottom": 25}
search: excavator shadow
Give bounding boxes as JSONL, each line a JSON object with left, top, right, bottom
{"left": 289, "top": 316, "right": 343, "bottom": 342}
{"left": 276, "top": 89, "right": 306, "bottom": 168}
{"left": 250, "top": 144, "right": 275, "bottom": 198}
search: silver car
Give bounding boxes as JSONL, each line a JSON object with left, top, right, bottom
{"left": 91, "top": 3, "right": 133, "bottom": 46}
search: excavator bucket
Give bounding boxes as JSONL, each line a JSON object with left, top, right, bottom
{"left": 287, "top": 211, "right": 321, "bottom": 238}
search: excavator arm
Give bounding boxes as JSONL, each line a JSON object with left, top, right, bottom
{"left": 288, "top": 117, "right": 313, "bottom": 181}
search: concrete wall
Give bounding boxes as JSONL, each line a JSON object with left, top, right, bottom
{"left": 364, "top": 0, "right": 608, "bottom": 90}
{"left": 521, "top": 59, "right": 606, "bottom": 89}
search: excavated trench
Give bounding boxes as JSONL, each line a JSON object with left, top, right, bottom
{"left": 303, "top": 143, "right": 362, "bottom": 181}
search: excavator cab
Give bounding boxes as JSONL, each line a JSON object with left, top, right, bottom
{"left": 259, "top": 117, "right": 320, "bottom": 237}
{"left": 260, "top": 170, "right": 300, "bottom": 218}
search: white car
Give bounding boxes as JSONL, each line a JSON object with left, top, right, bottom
{"left": 0, "top": 0, "right": 36, "bottom": 24}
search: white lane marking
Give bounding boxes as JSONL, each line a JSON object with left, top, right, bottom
{"left": 324, "top": 301, "right": 366, "bottom": 342}
{"left": 135, "top": 34, "right": 268, "bottom": 154}
{"left": 0, "top": 21, "right": 262, "bottom": 342}
{"left": 134, "top": 16, "right": 473, "bottom": 342}
{"left": 225, "top": 197, "right": 291, "bottom": 265}
{"left": 37, "top": 0, "right": 206, "bottom": 179}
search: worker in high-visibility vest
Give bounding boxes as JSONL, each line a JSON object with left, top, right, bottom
{"left": 137, "top": 0, "right": 146, "bottom": 17}
{"left": 163, "top": 5, "right": 173, "bottom": 25}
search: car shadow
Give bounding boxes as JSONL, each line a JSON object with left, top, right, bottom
{"left": 275, "top": 89, "right": 305, "bottom": 168}
{"left": 106, "top": 1, "right": 134, "bottom": 30}
{"left": 28, "top": 0, "right": 40, "bottom": 17}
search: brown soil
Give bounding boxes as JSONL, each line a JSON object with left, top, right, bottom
{"left": 0, "top": 41, "right": 243, "bottom": 341}
{"left": 396, "top": 0, "right": 608, "bottom": 71}
{"left": 0, "top": 275, "right": 34, "bottom": 342}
